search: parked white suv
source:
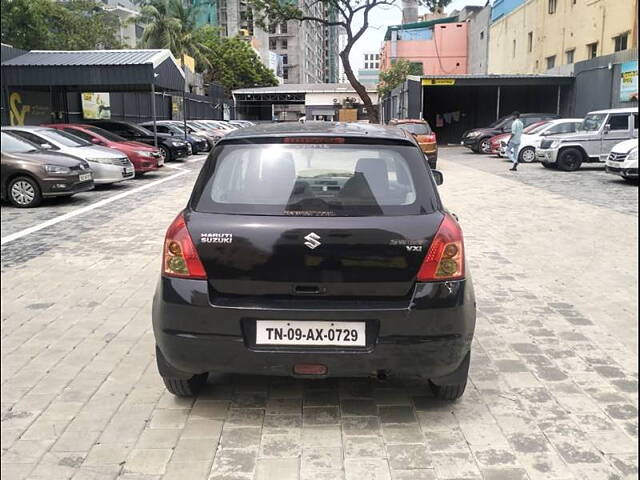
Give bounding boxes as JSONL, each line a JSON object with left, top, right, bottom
{"left": 605, "top": 139, "right": 638, "bottom": 182}
{"left": 536, "top": 108, "right": 638, "bottom": 171}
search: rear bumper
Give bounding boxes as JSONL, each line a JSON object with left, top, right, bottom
{"left": 152, "top": 277, "right": 476, "bottom": 380}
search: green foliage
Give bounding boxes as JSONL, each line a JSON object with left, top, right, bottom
{"left": 421, "top": 0, "right": 453, "bottom": 13}
{"left": 194, "top": 26, "right": 278, "bottom": 94}
{"left": 378, "top": 59, "right": 420, "bottom": 96}
{"left": 1, "top": 0, "right": 123, "bottom": 50}
{"left": 138, "top": 0, "right": 212, "bottom": 69}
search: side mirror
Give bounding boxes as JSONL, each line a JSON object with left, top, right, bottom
{"left": 432, "top": 170, "right": 444, "bottom": 186}
{"left": 604, "top": 124, "right": 611, "bottom": 134}
{"left": 41, "top": 143, "right": 53, "bottom": 150}
{"left": 91, "top": 138, "right": 103, "bottom": 145}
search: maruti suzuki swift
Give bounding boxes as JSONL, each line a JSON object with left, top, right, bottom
{"left": 152, "top": 122, "right": 476, "bottom": 400}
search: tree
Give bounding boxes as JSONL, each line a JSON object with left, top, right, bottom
{"left": 138, "top": 0, "right": 181, "bottom": 53}
{"left": 194, "top": 27, "right": 278, "bottom": 94}
{"left": 1, "top": 0, "right": 123, "bottom": 50}
{"left": 250, "top": 0, "right": 400, "bottom": 123}
{"left": 377, "top": 59, "right": 423, "bottom": 96}
{"left": 248, "top": 0, "right": 454, "bottom": 123}
{"left": 138, "top": 0, "right": 211, "bottom": 70}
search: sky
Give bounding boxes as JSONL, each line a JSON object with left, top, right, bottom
{"left": 349, "top": 0, "right": 489, "bottom": 71}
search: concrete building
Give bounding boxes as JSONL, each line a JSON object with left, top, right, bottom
{"left": 192, "top": 0, "right": 272, "bottom": 72}
{"left": 488, "top": 0, "right": 638, "bottom": 74}
{"left": 358, "top": 52, "right": 380, "bottom": 87}
{"left": 465, "top": 3, "right": 491, "bottom": 74}
{"left": 380, "top": 17, "right": 469, "bottom": 75}
{"left": 233, "top": 83, "right": 379, "bottom": 121}
{"left": 338, "top": 32, "right": 348, "bottom": 83}
{"left": 269, "top": 2, "right": 338, "bottom": 84}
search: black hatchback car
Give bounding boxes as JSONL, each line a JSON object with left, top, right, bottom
{"left": 85, "top": 120, "right": 189, "bottom": 162}
{"left": 461, "top": 112, "right": 560, "bottom": 153}
{"left": 153, "top": 122, "right": 476, "bottom": 400}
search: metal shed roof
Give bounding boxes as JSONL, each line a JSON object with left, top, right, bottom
{"left": 2, "top": 49, "right": 173, "bottom": 68}
{"left": 1, "top": 49, "right": 184, "bottom": 92}
{"left": 233, "top": 83, "right": 377, "bottom": 95}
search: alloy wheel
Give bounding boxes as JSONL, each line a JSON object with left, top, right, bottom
{"left": 520, "top": 147, "right": 536, "bottom": 163}
{"left": 480, "top": 139, "right": 491, "bottom": 153}
{"left": 10, "top": 180, "right": 35, "bottom": 206}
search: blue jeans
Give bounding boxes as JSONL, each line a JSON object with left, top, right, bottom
{"left": 508, "top": 141, "right": 520, "bottom": 164}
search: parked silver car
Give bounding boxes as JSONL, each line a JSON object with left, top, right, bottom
{"left": 4, "top": 126, "right": 135, "bottom": 184}
{"left": 536, "top": 108, "right": 638, "bottom": 171}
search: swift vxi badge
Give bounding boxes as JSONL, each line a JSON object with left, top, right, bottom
{"left": 304, "top": 232, "right": 321, "bottom": 250}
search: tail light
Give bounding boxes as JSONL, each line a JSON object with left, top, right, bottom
{"left": 417, "top": 213, "right": 465, "bottom": 281}
{"left": 417, "top": 134, "right": 437, "bottom": 143}
{"left": 162, "top": 212, "right": 206, "bottom": 279}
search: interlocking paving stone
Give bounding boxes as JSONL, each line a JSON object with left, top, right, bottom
{"left": 1, "top": 150, "right": 637, "bottom": 480}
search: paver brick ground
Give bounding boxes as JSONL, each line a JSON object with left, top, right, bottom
{"left": 1, "top": 149, "right": 637, "bottom": 479}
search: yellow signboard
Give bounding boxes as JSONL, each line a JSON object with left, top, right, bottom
{"left": 422, "top": 78, "right": 456, "bottom": 86}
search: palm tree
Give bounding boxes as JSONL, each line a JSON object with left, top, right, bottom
{"left": 139, "top": 0, "right": 211, "bottom": 71}
{"left": 138, "top": 0, "right": 181, "bottom": 53}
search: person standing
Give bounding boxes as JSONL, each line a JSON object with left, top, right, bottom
{"left": 508, "top": 112, "right": 524, "bottom": 171}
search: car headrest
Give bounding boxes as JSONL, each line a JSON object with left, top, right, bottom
{"left": 355, "top": 157, "right": 389, "bottom": 193}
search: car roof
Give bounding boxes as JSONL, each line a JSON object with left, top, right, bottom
{"left": 3, "top": 125, "right": 53, "bottom": 132}
{"left": 588, "top": 107, "right": 638, "bottom": 114}
{"left": 221, "top": 121, "right": 412, "bottom": 142}
{"left": 391, "top": 119, "right": 428, "bottom": 124}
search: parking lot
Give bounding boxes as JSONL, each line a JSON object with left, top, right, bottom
{"left": 1, "top": 148, "right": 637, "bottom": 480}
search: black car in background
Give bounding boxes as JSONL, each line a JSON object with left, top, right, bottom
{"left": 85, "top": 120, "right": 189, "bottom": 162}
{"left": 139, "top": 121, "right": 210, "bottom": 154}
{"left": 461, "top": 113, "right": 560, "bottom": 153}
{"left": 152, "top": 122, "right": 476, "bottom": 401}
{"left": 1, "top": 131, "right": 93, "bottom": 208}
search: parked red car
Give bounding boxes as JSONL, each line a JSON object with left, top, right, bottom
{"left": 488, "top": 121, "right": 551, "bottom": 157}
{"left": 46, "top": 123, "right": 162, "bottom": 173}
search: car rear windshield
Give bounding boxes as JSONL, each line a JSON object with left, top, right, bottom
{"left": 193, "top": 142, "right": 438, "bottom": 216}
{"left": 396, "top": 123, "right": 432, "bottom": 135}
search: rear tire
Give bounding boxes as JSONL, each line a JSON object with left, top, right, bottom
{"left": 557, "top": 148, "right": 583, "bottom": 171}
{"left": 429, "top": 381, "right": 467, "bottom": 401}
{"left": 8, "top": 176, "right": 42, "bottom": 208}
{"left": 518, "top": 146, "right": 536, "bottom": 163}
{"left": 162, "top": 373, "right": 208, "bottom": 396}
{"left": 429, "top": 352, "right": 470, "bottom": 401}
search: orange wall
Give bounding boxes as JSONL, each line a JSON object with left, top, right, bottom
{"left": 380, "top": 22, "right": 468, "bottom": 75}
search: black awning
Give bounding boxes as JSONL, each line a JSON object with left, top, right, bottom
{"left": 1, "top": 49, "right": 184, "bottom": 92}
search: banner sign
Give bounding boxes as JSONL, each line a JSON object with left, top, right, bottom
{"left": 81, "top": 92, "right": 111, "bottom": 119}
{"left": 422, "top": 78, "right": 456, "bottom": 86}
{"left": 172, "top": 96, "right": 184, "bottom": 120}
{"left": 620, "top": 61, "right": 638, "bottom": 102}
{"left": 9, "top": 91, "right": 51, "bottom": 125}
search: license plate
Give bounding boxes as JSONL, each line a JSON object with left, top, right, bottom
{"left": 79, "top": 173, "right": 92, "bottom": 182}
{"left": 123, "top": 167, "right": 134, "bottom": 176}
{"left": 157, "top": 157, "right": 164, "bottom": 166}
{"left": 255, "top": 321, "right": 366, "bottom": 347}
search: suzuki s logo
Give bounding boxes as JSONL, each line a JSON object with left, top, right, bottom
{"left": 304, "top": 232, "right": 321, "bottom": 249}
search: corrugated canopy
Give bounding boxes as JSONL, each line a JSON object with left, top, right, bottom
{"left": 1, "top": 49, "right": 185, "bottom": 92}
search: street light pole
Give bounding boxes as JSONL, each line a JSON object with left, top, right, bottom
{"left": 151, "top": 81, "right": 158, "bottom": 148}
